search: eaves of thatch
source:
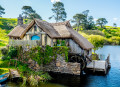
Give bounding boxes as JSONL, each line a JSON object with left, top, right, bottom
{"left": 8, "top": 24, "right": 28, "bottom": 38}
{"left": 8, "top": 19, "right": 94, "bottom": 50}
{"left": 51, "top": 21, "right": 94, "bottom": 50}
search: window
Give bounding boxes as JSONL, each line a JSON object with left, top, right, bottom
{"left": 31, "top": 35, "right": 40, "bottom": 40}
{"left": 87, "top": 50, "right": 89, "bottom": 55}
{"left": 34, "top": 25, "right": 37, "bottom": 32}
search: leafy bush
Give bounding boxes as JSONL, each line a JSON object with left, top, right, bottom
{"left": 8, "top": 46, "right": 17, "bottom": 58}
{"left": 88, "top": 35, "right": 104, "bottom": 53}
{"left": 1, "top": 48, "right": 8, "bottom": 55}
{"left": 1, "top": 55, "right": 10, "bottom": 60}
{"left": 28, "top": 46, "right": 69, "bottom": 65}
{"left": 0, "top": 60, "right": 10, "bottom": 68}
{"left": 61, "top": 40, "right": 66, "bottom": 46}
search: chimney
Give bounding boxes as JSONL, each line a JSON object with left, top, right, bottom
{"left": 18, "top": 14, "right": 23, "bottom": 25}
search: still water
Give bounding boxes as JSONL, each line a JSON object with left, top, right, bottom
{"left": 1, "top": 45, "right": 120, "bottom": 87}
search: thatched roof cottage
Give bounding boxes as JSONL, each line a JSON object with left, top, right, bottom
{"left": 8, "top": 15, "right": 94, "bottom": 56}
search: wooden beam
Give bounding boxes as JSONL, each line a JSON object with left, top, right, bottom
{"left": 26, "top": 32, "right": 46, "bottom": 35}
{"left": 45, "top": 34, "right": 47, "bottom": 46}
{"left": 51, "top": 39, "right": 53, "bottom": 47}
{"left": 40, "top": 34, "right": 42, "bottom": 46}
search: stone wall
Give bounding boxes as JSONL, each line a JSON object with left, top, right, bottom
{"left": 43, "top": 55, "right": 81, "bottom": 75}
{"left": 27, "top": 55, "right": 81, "bottom": 75}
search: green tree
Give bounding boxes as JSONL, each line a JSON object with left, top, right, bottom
{"left": 87, "top": 16, "right": 95, "bottom": 29}
{"left": 82, "top": 10, "right": 95, "bottom": 30}
{"left": 49, "top": 2, "right": 67, "bottom": 22}
{"left": 22, "top": 6, "right": 42, "bottom": 20}
{"left": 22, "top": 6, "right": 35, "bottom": 18}
{"left": 82, "top": 10, "right": 89, "bottom": 29}
{"left": 29, "top": 13, "right": 42, "bottom": 20}
{"left": 72, "top": 14, "right": 85, "bottom": 31}
{"left": 113, "top": 23, "right": 117, "bottom": 28}
{"left": 96, "top": 18, "right": 108, "bottom": 28}
{"left": 72, "top": 10, "right": 95, "bottom": 30}
{"left": 0, "top": 5, "right": 5, "bottom": 17}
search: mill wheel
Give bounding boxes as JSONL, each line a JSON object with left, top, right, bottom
{"left": 70, "top": 54, "right": 86, "bottom": 70}
{"left": 70, "top": 55, "right": 78, "bottom": 62}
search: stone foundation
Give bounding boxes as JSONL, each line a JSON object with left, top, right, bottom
{"left": 43, "top": 55, "right": 81, "bottom": 75}
{"left": 27, "top": 55, "right": 81, "bottom": 75}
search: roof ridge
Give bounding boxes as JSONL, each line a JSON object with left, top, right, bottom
{"left": 50, "top": 20, "right": 70, "bottom": 26}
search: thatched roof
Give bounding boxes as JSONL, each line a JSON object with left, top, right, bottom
{"left": 51, "top": 21, "right": 94, "bottom": 50}
{"left": 8, "top": 19, "right": 94, "bottom": 50}
{"left": 8, "top": 24, "right": 28, "bottom": 37}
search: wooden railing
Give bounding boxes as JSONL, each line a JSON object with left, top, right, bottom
{"left": 9, "top": 40, "right": 41, "bottom": 47}
{"left": 106, "top": 54, "right": 111, "bottom": 68}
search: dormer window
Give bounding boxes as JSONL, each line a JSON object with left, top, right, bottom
{"left": 34, "top": 25, "right": 37, "bottom": 32}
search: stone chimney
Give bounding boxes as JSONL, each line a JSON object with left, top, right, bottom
{"left": 18, "top": 14, "right": 23, "bottom": 25}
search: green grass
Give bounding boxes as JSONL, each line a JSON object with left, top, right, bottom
{"left": 79, "top": 26, "right": 120, "bottom": 45}
{"left": 81, "top": 30, "right": 105, "bottom": 36}
{"left": 0, "top": 68, "right": 9, "bottom": 74}
{"left": 0, "top": 28, "right": 9, "bottom": 48}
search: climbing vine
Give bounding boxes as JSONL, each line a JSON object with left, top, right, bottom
{"left": 29, "top": 45, "right": 69, "bottom": 65}
{"left": 1, "top": 45, "right": 69, "bottom": 65}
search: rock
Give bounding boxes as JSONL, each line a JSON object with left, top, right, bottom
{"left": 36, "top": 75, "right": 44, "bottom": 81}
{"left": 28, "top": 59, "right": 33, "bottom": 64}
{"left": 56, "top": 62, "right": 61, "bottom": 67}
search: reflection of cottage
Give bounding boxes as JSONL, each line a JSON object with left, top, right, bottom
{"left": 8, "top": 15, "right": 94, "bottom": 56}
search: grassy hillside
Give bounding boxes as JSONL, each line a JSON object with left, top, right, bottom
{"left": 0, "top": 28, "right": 9, "bottom": 47}
{"left": 81, "top": 30, "right": 105, "bottom": 36}
{"left": 0, "top": 18, "right": 29, "bottom": 48}
{"left": 0, "top": 18, "right": 17, "bottom": 30}
{"left": 80, "top": 26, "right": 120, "bottom": 45}
{"left": 0, "top": 18, "right": 18, "bottom": 47}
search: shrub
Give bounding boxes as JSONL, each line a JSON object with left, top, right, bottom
{"left": 1, "top": 55, "right": 10, "bottom": 60}
{"left": 61, "top": 40, "right": 66, "bottom": 46}
{"left": 1, "top": 48, "right": 8, "bottom": 55}
{"left": 8, "top": 46, "right": 17, "bottom": 58}
{"left": 57, "top": 40, "right": 60, "bottom": 44}
{"left": 88, "top": 35, "right": 104, "bottom": 53}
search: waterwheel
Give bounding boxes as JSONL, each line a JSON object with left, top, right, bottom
{"left": 69, "top": 54, "right": 86, "bottom": 70}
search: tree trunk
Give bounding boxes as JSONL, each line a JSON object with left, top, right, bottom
{"left": 56, "top": 14, "right": 58, "bottom": 23}
{"left": 77, "top": 27, "right": 79, "bottom": 32}
{"left": 94, "top": 50, "right": 96, "bottom": 54}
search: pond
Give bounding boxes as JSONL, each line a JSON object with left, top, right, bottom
{"left": 1, "top": 45, "right": 120, "bottom": 87}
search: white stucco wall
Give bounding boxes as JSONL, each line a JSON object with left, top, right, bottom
{"left": 69, "top": 39, "right": 82, "bottom": 54}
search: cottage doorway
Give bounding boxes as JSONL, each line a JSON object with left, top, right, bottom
{"left": 31, "top": 35, "right": 40, "bottom": 40}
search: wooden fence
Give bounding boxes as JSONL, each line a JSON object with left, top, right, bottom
{"left": 9, "top": 40, "right": 41, "bottom": 47}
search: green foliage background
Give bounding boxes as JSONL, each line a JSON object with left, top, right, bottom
{"left": 0, "top": 18, "right": 17, "bottom": 30}
{"left": 79, "top": 26, "right": 120, "bottom": 46}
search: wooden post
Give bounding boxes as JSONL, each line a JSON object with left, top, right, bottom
{"left": 45, "top": 34, "right": 47, "bottom": 46}
{"left": 107, "top": 54, "right": 111, "bottom": 67}
{"left": 15, "top": 59, "right": 17, "bottom": 68}
{"left": 93, "top": 60, "right": 95, "bottom": 73}
{"left": 104, "top": 62, "right": 107, "bottom": 74}
{"left": 9, "top": 69, "right": 12, "bottom": 79}
{"left": 40, "top": 34, "right": 42, "bottom": 46}
{"left": 51, "top": 39, "right": 53, "bottom": 47}
{"left": 8, "top": 59, "right": 11, "bottom": 67}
